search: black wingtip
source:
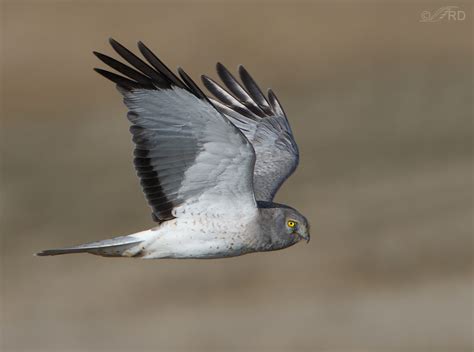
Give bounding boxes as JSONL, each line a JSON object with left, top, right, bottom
{"left": 178, "top": 67, "right": 208, "bottom": 100}
{"left": 216, "top": 62, "right": 226, "bottom": 71}
{"left": 94, "top": 68, "right": 142, "bottom": 90}
{"left": 237, "top": 65, "right": 272, "bottom": 113}
{"left": 215, "top": 62, "right": 234, "bottom": 81}
{"left": 238, "top": 65, "right": 254, "bottom": 82}
{"left": 137, "top": 41, "right": 187, "bottom": 89}
{"left": 200, "top": 74, "right": 213, "bottom": 89}
{"left": 96, "top": 39, "right": 211, "bottom": 100}
{"left": 92, "top": 51, "right": 107, "bottom": 61}
{"left": 200, "top": 74, "right": 209, "bottom": 86}
{"left": 267, "top": 88, "right": 286, "bottom": 117}
{"left": 109, "top": 38, "right": 138, "bottom": 62}
{"left": 108, "top": 38, "right": 121, "bottom": 52}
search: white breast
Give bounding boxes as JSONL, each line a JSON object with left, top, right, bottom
{"left": 124, "top": 210, "right": 259, "bottom": 259}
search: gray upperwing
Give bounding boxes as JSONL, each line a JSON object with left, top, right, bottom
{"left": 94, "top": 39, "right": 257, "bottom": 222}
{"left": 202, "top": 64, "right": 299, "bottom": 201}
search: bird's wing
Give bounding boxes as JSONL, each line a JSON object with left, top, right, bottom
{"left": 201, "top": 63, "right": 299, "bottom": 202}
{"left": 94, "top": 39, "right": 257, "bottom": 222}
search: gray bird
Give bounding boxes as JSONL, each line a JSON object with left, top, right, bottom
{"left": 36, "top": 39, "right": 310, "bottom": 259}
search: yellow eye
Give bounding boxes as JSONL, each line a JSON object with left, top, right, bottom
{"left": 287, "top": 220, "right": 296, "bottom": 228}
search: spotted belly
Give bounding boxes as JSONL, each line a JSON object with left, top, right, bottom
{"left": 123, "top": 214, "right": 259, "bottom": 259}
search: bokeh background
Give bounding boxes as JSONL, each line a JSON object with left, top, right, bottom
{"left": 1, "top": 1, "right": 472, "bottom": 351}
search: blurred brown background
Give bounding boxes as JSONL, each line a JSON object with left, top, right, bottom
{"left": 1, "top": 1, "right": 472, "bottom": 351}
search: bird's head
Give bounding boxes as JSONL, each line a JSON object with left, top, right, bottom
{"left": 259, "top": 203, "right": 310, "bottom": 249}
{"left": 281, "top": 206, "right": 310, "bottom": 244}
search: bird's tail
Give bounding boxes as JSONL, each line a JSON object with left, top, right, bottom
{"left": 35, "top": 231, "right": 154, "bottom": 257}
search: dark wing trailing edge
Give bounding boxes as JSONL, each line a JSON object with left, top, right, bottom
{"left": 94, "top": 39, "right": 256, "bottom": 222}
{"left": 202, "top": 63, "right": 299, "bottom": 202}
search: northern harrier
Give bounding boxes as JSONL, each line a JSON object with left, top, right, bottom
{"left": 37, "top": 39, "right": 310, "bottom": 259}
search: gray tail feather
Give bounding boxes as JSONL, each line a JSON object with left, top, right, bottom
{"left": 35, "top": 235, "right": 143, "bottom": 257}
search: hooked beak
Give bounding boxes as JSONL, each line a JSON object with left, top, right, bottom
{"left": 299, "top": 233, "right": 310, "bottom": 243}
{"left": 298, "top": 228, "right": 310, "bottom": 243}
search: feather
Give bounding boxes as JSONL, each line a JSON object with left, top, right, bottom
{"left": 93, "top": 68, "right": 142, "bottom": 90}
{"left": 238, "top": 65, "right": 273, "bottom": 114}
{"left": 267, "top": 89, "right": 286, "bottom": 117}
{"left": 108, "top": 39, "right": 166, "bottom": 85}
{"left": 137, "top": 41, "right": 186, "bottom": 89}
{"left": 35, "top": 235, "right": 143, "bottom": 257}
{"left": 177, "top": 67, "right": 208, "bottom": 100}
{"left": 202, "top": 75, "right": 258, "bottom": 119}
{"left": 93, "top": 52, "right": 155, "bottom": 88}
{"left": 216, "top": 63, "right": 266, "bottom": 117}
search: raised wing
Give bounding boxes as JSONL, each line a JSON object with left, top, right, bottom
{"left": 202, "top": 63, "right": 299, "bottom": 202}
{"left": 94, "top": 39, "right": 257, "bottom": 222}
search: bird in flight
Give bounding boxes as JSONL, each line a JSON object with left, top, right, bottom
{"left": 37, "top": 39, "right": 309, "bottom": 259}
